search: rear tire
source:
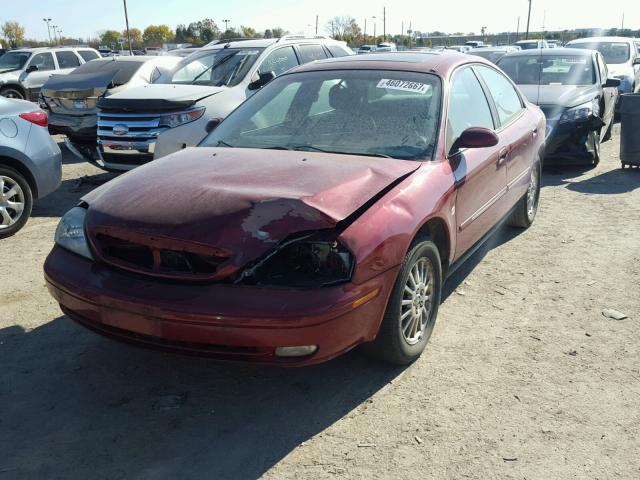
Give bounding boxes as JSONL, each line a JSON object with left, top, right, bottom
{"left": 0, "top": 87, "right": 26, "bottom": 100}
{"left": 0, "top": 166, "right": 33, "bottom": 239}
{"left": 364, "top": 239, "right": 442, "bottom": 365}
{"left": 508, "top": 160, "right": 540, "bottom": 229}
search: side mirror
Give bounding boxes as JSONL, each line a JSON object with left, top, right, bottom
{"left": 248, "top": 71, "right": 276, "bottom": 91}
{"left": 604, "top": 78, "right": 621, "bottom": 88}
{"left": 633, "top": 57, "right": 640, "bottom": 66}
{"left": 451, "top": 127, "right": 499, "bottom": 154}
{"left": 205, "top": 118, "right": 222, "bottom": 133}
{"left": 26, "top": 65, "right": 38, "bottom": 74}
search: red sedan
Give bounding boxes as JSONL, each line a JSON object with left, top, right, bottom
{"left": 45, "top": 52, "right": 545, "bottom": 365}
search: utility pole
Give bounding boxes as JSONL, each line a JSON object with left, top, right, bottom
{"left": 516, "top": 16, "right": 520, "bottom": 42}
{"left": 525, "top": 0, "right": 532, "bottom": 40}
{"left": 383, "top": 7, "right": 386, "bottom": 42}
{"left": 42, "top": 18, "right": 52, "bottom": 45}
{"left": 315, "top": 15, "right": 318, "bottom": 35}
{"left": 123, "top": 0, "right": 132, "bottom": 54}
{"left": 223, "top": 19, "right": 230, "bottom": 33}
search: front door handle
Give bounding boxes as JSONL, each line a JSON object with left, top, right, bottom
{"left": 498, "top": 147, "right": 509, "bottom": 166}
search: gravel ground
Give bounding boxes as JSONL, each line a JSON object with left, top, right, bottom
{"left": 1, "top": 128, "right": 639, "bottom": 479}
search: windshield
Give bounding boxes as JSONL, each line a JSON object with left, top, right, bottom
{"left": 201, "top": 69, "right": 442, "bottom": 161}
{"left": 567, "top": 42, "right": 630, "bottom": 64}
{"left": 498, "top": 55, "right": 595, "bottom": 86}
{"left": 160, "top": 48, "right": 264, "bottom": 87}
{"left": 0, "top": 51, "right": 31, "bottom": 71}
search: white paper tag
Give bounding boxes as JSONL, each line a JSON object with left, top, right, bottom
{"left": 377, "top": 79, "right": 430, "bottom": 94}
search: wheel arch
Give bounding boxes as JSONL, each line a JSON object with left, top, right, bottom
{"left": 412, "top": 216, "right": 452, "bottom": 276}
{"left": 0, "top": 155, "right": 38, "bottom": 198}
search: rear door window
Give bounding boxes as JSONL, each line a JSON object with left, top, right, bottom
{"left": 326, "top": 45, "right": 348, "bottom": 58}
{"left": 447, "top": 67, "right": 495, "bottom": 153}
{"left": 29, "top": 52, "right": 55, "bottom": 71}
{"left": 475, "top": 65, "right": 524, "bottom": 126}
{"left": 258, "top": 46, "right": 299, "bottom": 76}
{"left": 298, "top": 44, "right": 328, "bottom": 63}
{"left": 78, "top": 50, "right": 100, "bottom": 62}
{"left": 55, "top": 51, "right": 81, "bottom": 69}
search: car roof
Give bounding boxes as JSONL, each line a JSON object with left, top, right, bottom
{"left": 12, "top": 46, "right": 97, "bottom": 53}
{"left": 474, "top": 46, "right": 516, "bottom": 52}
{"left": 502, "top": 47, "right": 595, "bottom": 57}
{"left": 568, "top": 36, "right": 635, "bottom": 44}
{"left": 290, "top": 51, "right": 492, "bottom": 76}
{"left": 202, "top": 36, "right": 345, "bottom": 51}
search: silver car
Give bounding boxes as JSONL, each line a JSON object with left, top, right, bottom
{"left": 0, "top": 97, "right": 62, "bottom": 238}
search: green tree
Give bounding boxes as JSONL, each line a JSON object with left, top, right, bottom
{"left": 100, "top": 30, "right": 121, "bottom": 46}
{"left": 241, "top": 26, "right": 259, "bottom": 38}
{"left": 2, "top": 21, "right": 25, "bottom": 48}
{"left": 271, "top": 27, "right": 287, "bottom": 38}
{"left": 143, "top": 24, "right": 174, "bottom": 46}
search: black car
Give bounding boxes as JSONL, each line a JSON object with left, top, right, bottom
{"left": 498, "top": 48, "right": 620, "bottom": 165}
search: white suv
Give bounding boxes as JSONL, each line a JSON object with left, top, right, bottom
{"left": 0, "top": 47, "right": 101, "bottom": 100}
{"left": 95, "top": 36, "right": 353, "bottom": 171}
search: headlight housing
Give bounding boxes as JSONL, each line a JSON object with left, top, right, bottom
{"left": 54, "top": 207, "right": 93, "bottom": 260}
{"left": 238, "top": 233, "right": 354, "bottom": 288}
{"left": 559, "top": 99, "right": 599, "bottom": 124}
{"left": 159, "top": 106, "right": 205, "bottom": 128}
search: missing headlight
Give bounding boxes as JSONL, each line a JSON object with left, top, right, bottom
{"left": 238, "top": 234, "right": 354, "bottom": 288}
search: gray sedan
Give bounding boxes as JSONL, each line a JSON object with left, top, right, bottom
{"left": 0, "top": 97, "right": 61, "bottom": 237}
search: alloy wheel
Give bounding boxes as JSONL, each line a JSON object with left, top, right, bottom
{"left": 0, "top": 175, "right": 26, "bottom": 229}
{"left": 526, "top": 165, "right": 539, "bottom": 221}
{"left": 400, "top": 257, "right": 434, "bottom": 345}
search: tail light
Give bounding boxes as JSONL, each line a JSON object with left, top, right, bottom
{"left": 19, "top": 110, "right": 48, "bottom": 128}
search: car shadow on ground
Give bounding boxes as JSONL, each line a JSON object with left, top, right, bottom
{"left": 0, "top": 319, "right": 403, "bottom": 478}
{"left": 565, "top": 167, "right": 640, "bottom": 195}
{"left": 32, "top": 173, "right": 117, "bottom": 218}
{"left": 541, "top": 164, "right": 595, "bottom": 187}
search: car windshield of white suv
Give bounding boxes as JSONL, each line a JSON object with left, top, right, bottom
{"left": 202, "top": 70, "right": 442, "bottom": 160}
{"left": 498, "top": 55, "right": 595, "bottom": 86}
{"left": 568, "top": 42, "right": 630, "bottom": 64}
{"left": 0, "top": 51, "right": 31, "bottom": 71}
{"left": 160, "top": 48, "right": 264, "bottom": 87}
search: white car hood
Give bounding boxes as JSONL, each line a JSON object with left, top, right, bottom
{"left": 106, "top": 83, "right": 226, "bottom": 102}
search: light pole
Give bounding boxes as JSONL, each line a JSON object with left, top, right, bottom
{"left": 43, "top": 18, "right": 52, "bottom": 45}
{"left": 51, "top": 25, "right": 58, "bottom": 45}
{"left": 525, "top": 0, "right": 532, "bottom": 40}
{"left": 372, "top": 16, "right": 377, "bottom": 42}
{"left": 57, "top": 29, "right": 63, "bottom": 45}
{"left": 364, "top": 18, "right": 367, "bottom": 42}
{"left": 315, "top": 15, "right": 318, "bottom": 35}
{"left": 516, "top": 16, "right": 520, "bottom": 42}
{"left": 223, "top": 19, "right": 231, "bottom": 33}
{"left": 383, "top": 6, "right": 386, "bottom": 42}
{"left": 123, "top": 0, "right": 132, "bottom": 54}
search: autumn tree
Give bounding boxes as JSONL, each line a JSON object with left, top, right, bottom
{"left": 325, "top": 16, "right": 361, "bottom": 41}
{"left": 2, "top": 21, "right": 25, "bottom": 48}
{"left": 142, "top": 24, "right": 174, "bottom": 46}
{"left": 122, "top": 27, "right": 142, "bottom": 47}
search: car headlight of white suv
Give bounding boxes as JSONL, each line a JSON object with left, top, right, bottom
{"left": 159, "top": 106, "right": 206, "bottom": 128}
{"left": 54, "top": 207, "right": 93, "bottom": 260}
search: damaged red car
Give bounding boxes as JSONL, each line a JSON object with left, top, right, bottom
{"left": 44, "top": 53, "right": 545, "bottom": 365}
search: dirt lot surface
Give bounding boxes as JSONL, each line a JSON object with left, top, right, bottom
{"left": 1, "top": 129, "right": 639, "bottom": 479}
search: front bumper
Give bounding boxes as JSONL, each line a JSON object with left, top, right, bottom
{"left": 544, "top": 119, "right": 601, "bottom": 164}
{"left": 44, "top": 245, "right": 398, "bottom": 365}
{"left": 47, "top": 112, "right": 98, "bottom": 143}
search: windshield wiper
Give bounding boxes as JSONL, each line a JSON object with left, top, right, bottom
{"left": 216, "top": 140, "right": 234, "bottom": 147}
{"left": 191, "top": 53, "right": 236, "bottom": 85}
{"left": 261, "top": 145, "right": 394, "bottom": 158}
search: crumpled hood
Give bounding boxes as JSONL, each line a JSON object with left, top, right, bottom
{"left": 0, "top": 70, "right": 20, "bottom": 83}
{"left": 83, "top": 147, "right": 419, "bottom": 273}
{"left": 518, "top": 84, "right": 597, "bottom": 109}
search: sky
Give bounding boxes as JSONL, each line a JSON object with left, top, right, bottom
{"left": 0, "top": 0, "right": 637, "bottom": 41}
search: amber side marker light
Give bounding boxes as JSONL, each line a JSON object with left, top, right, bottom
{"left": 352, "top": 288, "right": 381, "bottom": 309}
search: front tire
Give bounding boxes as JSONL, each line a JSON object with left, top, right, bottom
{"left": 508, "top": 160, "right": 540, "bottom": 229}
{"left": 0, "top": 167, "right": 33, "bottom": 239}
{"left": 365, "top": 239, "right": 442, "bottom": 365}
{"left": 589, "top": 130, "right": 601, "bottom": 166}
{"left": 0, "top": 87, "right": 26, "bottom": 100}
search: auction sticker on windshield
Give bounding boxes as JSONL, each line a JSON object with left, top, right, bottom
{"left": 377, "top": 79, "right": 431, "bottom": 94}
